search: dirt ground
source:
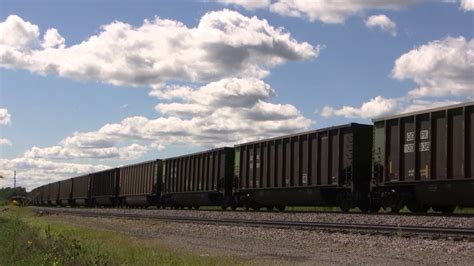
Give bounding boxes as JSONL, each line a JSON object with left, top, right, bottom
{"left": 42, "top": 214, "right": 474, "bottom": 265}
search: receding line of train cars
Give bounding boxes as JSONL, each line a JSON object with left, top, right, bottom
{"left": 30, "top": 102, "right": 474, "bottom": 213}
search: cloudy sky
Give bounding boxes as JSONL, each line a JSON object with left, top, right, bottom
{"left": 0, "top": 0, "right": 473, "bottom": 190}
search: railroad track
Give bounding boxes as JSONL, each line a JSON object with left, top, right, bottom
{"left": 158, "top": 207, "right": 474, "bottom": 218}
{"left": 32, "top": 207, "right": 474, "bottom": 240}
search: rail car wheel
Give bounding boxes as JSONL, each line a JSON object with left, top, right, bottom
{"left": 390, "top": 207, "right": 401, "bottom": 213}
{"left": 359, "top": 200, "right": 381, "bottom": 213}
{"left": 406, "top": 200, "right": 430, "bottom": 213}
{"left": 193, "top": 206, "right": 200, "bottom": 210}
{"left": 370, "top": 203, "right": 381, "bottom": 213}
{"left": 251, "top": 204, "right": 260, "bottom": 211}
{"left": 357, "top": 197, "right": 371, "bottom": 213}
{"left": 337, "top": 193, "right": 351, "bottom": 212}
{"left": 266, "top": 206, "right": 275, "bottom": 211}
{"left": 433, "top": 205, "right": 456, "bottom": 214}
{"left": 231, "top": 205, "right": 237, "bottom": 211}
{"left": 276, "top": 206, "right": 286, "bottom": 211}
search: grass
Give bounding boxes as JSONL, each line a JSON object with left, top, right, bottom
{"left": 0, "top": 207, "right": 243, "bottom": 265}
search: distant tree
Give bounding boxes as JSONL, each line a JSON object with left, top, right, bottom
{"left": 0, "top": 187, "right": 28, "bottom": 200}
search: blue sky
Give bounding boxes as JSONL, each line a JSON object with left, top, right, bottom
{"left": 0, "top": 0, "right": 473, "bottom": 189}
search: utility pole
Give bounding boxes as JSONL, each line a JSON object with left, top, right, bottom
{"left": 13, "top": 170, "right": 16, "bottom": 189}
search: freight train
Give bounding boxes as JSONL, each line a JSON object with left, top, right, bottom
{"left": 29, "top": 102, "right": 474, "bottom": 213}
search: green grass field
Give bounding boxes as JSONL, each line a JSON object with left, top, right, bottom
{"left": 0, "top": 207, "right": 243, "bottom": 265}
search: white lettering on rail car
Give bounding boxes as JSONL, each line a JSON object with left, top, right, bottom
{"left": 406, "top": 132, "right": 415, "bottom": 142}
{"left": 419, "top": 141, "right": 430, "bottom": 152}
{"left": 420, "top": 130, "right": 429, "bottom": 140}
{"left": 404, "top": 143, "right": 414, "bottom": 153}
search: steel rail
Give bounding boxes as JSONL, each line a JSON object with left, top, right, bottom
{"left": 29, "top": 205, "right": 474, "bottom": 218}
{"left": 32, "top": 208, "right": 474, "bottom": 239}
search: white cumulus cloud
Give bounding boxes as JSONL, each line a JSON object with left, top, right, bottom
{"left": 24, "top": 137, "right": 148, "bottom": 160}
{"left": 0, "top": 157, "right": 110, "bottom": 190}
{"left": 270, "top": 0, "right": 422, "bottom": 23}
{"left": 319, "top": 97, "right": 462, "bottom": 119}
{"left": 0, "top": 108, "right": 11, "bottom": 125}
{"left": 392, "top": 36, "right": 474, "bottom": 98}
{"left": 216, "top": 0, "right": 271, "bottom": 9}
{"left": 365, "top": 14, "right": 397, "bottom": 36}
{"left": 42, "top": 28, "right": 65, "bottom": 49}
{"left": 0, "top": 15, "right": 40, "bottom": 50}
{"left": 0, "top": 11, "right": 318, "bottom": 87}
{"left": 0, "top": 138, "right": 12, "bottom": 146}
{"left": 461, "top": 0, "right": 474, "bottom": 10}
{"left": 213, "top": 0, "right": 421, "bottom": 23}
{"left": 320, "top": 96, "right": 398, "bottom": 119}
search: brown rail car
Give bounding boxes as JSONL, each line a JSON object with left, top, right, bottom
{"left": 161, "top": 148, "right": 234, "bottom": 208}
{"left": 48, "top": 182, "right": 60, "bottom": 206}
{"left": 118, "top": 160, "right": 162, "bottom": 207}
{"left": 58, "top": 178, "right": 73, "bottom": 206}
{"left": 71, "top": 174, "right": 90, "bottom": 206}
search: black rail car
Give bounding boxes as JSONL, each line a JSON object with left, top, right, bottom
{"left": 29, "top": 187, "right": 40, "bottom": 205}
{"left": 49, "top": 182, "right": 60, "bottom": 206}
{"left": 161, "top": 147, "right": 235, "bottom": 209}
{"left": 71, "top": 174, "right": 90, "bottom": 206}
{"left": 58, "top": 178, "right": 73, "bottom": 206}
{"left": 39, "top": 185, "right": 48, "bottom": 205}
{"left": 372, "top": 102, "right": 474, "bottom": 213}
{"left": 234, "top": 123, "right": 373, "bottom": 211}
{"left": 90, "top": 169, "right": 119, "bottom": 206}
{"left": 118, "top": 160, "right": 163, "bottom": 207}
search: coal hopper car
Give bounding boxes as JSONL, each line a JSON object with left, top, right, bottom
{"left": 372, "top": 101, "right": 474, "bottom": 213}
{"left": 48, "top": 182, "right": 60, "bottom": 206}
{"left": 90, "top": 169, "right": 120, "bottom": 206}
{"left": 161, "top": 147, "right": 235, "bottom": 209}
{"left": 58, "top": 178, "right": 73, "bottom": 206}
{"left": 71, "top": 174, "right": 90, "bottom": 206}
{"left": 234, "top": 123, "right": 373, "bottom": 211}
{"left": 117, "top": 160, "right": 163, "bottom": 207}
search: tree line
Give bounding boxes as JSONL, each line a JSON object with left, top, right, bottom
{"left": 0, "top": 187, "right": 28, "bottom": 200}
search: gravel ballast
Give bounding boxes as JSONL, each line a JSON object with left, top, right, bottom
{"left": 31, "top": 206, "right": 474, "bottom": 229}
